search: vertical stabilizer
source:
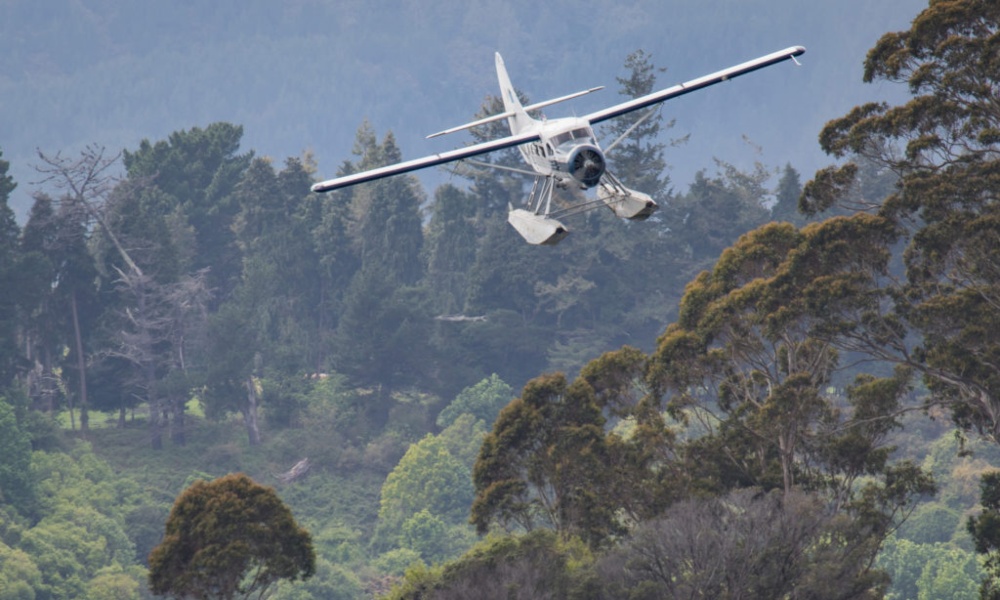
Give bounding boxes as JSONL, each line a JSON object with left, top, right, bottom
{"left": 495, "top": 53, "right": 533, "bottom": 135}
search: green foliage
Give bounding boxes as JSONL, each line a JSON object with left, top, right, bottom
{"left": 649, "top": 216, "right": 909, "bottom": 501}
{"left": 401, "top": 509, "right": 474, "bottom": 565}
{"left": 668, "top": 162, "right": 773, "bottom": 265}
{"left": 230, "top": 156, "right": 325, "bottom": 372}
{"left": 331, "top": 127, "right": 435, "bottom": 391}
{"left": 969, "top": 471, "right": 1000, "bottom": 599}
{"left": 0, "top": 149, "right": 23, "bottom": 391}
{"left": 471, "top": 372, "right": 627, "bottom": 548}
{"left": 21, "top": 503, "right": 136, "bottom": 589}
{"left": 377, "top": 434, "right": 473, "bottom": 548}
{"left": 878, "top": 536, "right": 984, "bottom": 600}
{"left": 271, "top": 558, "right": 363, "bottom": 600}
{"left": 914, "top": 545, "right": 981, "bottom": 600}
{"left": 0, "top": 394, "right": 35, "bottom": 516}
{"left": 383, "top": 530, "right": 594, "bottom": 600}
{"left": 897, "top": 502, "right": 961, "bottom": 545}
{"left": 423, "top": 184, "right": 478, "bottom": 316}
{"left": 804, "top": 0, "right": 1000, "bottom": 444}
{"left": 878, "top": 537, "right": 937, "bottom": 600}
{"left": 122, "top": 122, "right": 252, "bottom": 294}
{"left": 0, "top": 541, "right": 42, "bottom": 600}
{"left": 598, "top": 48, "right": 674, "bottom": 199}
{"left": 0, "top": 441, "right": 149, "bottom": 600}
{"left": 84, "top": 564, "right": 144, "bottom": 600}
{"left": 435, "top": 413, "right": 488, "bottom": 467}
{"left": 375, "top": 548, "right": 425, "bottom": 577}
{"left": 334, "top": 268, "right": 434, "bottom": 394}
{"left": 436, "top": 374, "right": 513, "bottom": 429}
{"left": 771, "top": 162, "right": 805, "bottom": 224}
{"left": 148, "top": 473, "right": 315, "bottom": 600}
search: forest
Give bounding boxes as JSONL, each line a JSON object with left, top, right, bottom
{"left": 2, "top": 1, "right": 1000, "bottom": 598}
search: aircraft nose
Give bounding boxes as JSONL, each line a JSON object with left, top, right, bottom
{"left": 568, "top": 146, "right": 606, "bottom": 188}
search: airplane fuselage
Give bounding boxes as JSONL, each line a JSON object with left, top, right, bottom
{"left": 515, "top": 117, "right": 607, "bottom": 189}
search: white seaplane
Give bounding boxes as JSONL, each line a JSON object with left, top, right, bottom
{"left": 312, "top": 46, "right": 805, "bottom": 245}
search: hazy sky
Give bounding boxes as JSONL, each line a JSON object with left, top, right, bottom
{"left": 2, "top": 0, "right": 928, "bottom": 219}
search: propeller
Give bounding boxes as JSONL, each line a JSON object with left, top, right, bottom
{"left": 569, "top": 146, "right": 606, "bottom": 187}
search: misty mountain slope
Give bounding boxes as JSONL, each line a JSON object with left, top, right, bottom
{"left": 2, "top": 0, "right": 925, "bottom": 217}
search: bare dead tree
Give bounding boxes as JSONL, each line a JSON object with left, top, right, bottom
{"left": 34, "top": 146, "right": 141, "bottom": 274}
{"left": 104, "top": 266, "right": 211, "bottom": 449}
{"left": 596, "top": 489, "right": 891, "bottom": 599}
{"left": 34, "top": 146, "right": 212, "bottom": 449}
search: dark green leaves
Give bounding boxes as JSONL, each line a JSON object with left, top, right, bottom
{"left": 148, "top": 473, "right": 315, "bottom": 600}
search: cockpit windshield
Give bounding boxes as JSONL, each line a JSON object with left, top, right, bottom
{"left": 550, "top": 127, "right": 595, "bottom": 147}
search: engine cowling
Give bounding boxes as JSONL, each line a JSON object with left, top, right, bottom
{"left": 566, "top": 145, "right": 606, "bottom": 188}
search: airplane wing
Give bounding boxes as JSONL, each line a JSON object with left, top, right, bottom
{"left": 583, "top": 46, "right": 806, "bottom": 125}
{"left": 311, "top": 130, "right": 540, "bottom": 193}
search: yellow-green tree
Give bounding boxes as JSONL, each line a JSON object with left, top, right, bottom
{"left": 148, "top": 473, "right": 315, "bottom": 600}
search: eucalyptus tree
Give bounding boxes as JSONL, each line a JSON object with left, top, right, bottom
{"left": 471, "top": 366, "right": 651, "bottom": 548}
{"left": 648, "top": 216, "right": 927, "bottom": 501}
{"left": 596, "top": 489, "right": 894, "bottom": 600}
{"left": 802, "top": 0, "right": 1000, "bottom": 443}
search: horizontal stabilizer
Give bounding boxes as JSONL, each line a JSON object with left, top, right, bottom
{"left": 427, "top": 86, "right": 604, "bottom": 139}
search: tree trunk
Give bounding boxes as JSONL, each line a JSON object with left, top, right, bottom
{"left": 42, "top": 345, "right": 56, "bottom": 413}
{"left": 170, "top": 395, "right": 186, "bottom": 446}
{"left": 149, "top": 401, "right": 162, "bottom": 449}
{"left": 70, "top": 289, "right": 89, "bottom": 433}
{"left": 148, "top": 363, "right": 162, "bottom": 450}
{"left": 67, "top": 389, "right": 76, "bottom": 431}
{"left": 244, "top": 376, "right": 262, "bottom": 446}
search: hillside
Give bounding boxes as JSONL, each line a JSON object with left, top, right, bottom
{"left": 4, "top": 1, "right": 1000, "bottom": 599}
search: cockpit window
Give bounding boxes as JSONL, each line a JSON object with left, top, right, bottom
{"left": 551, "top": 128, "right": 594, "bottom": 147}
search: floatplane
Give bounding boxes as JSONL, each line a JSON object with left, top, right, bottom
{"left": 312, "top": 46, "right": 805, "bottom": 245}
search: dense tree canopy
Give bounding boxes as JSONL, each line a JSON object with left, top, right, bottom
{"left": 148, "top": 473, "right": 315, "bottom": 600}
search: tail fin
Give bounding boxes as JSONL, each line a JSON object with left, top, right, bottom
{"left": 495, "top": 53, "right": 533, "bottom": 135}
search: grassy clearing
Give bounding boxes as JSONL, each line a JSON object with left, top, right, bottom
{"left": 83, "top": 406, "right": 385, "bottom": 538}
